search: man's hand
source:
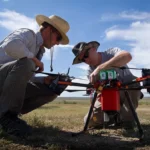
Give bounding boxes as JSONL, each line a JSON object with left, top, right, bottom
{"left": 44, "top": 76, "right": 55, "bottom": 85}
{"left": 90, "top": 66, "right": 101, "bottom": 84}
{"left": 31, "top": 57, "right": 44, "bottom": 72}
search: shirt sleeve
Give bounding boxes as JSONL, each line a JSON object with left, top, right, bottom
{"left": 1, "top": 29, "right": 35, "bottom": 59}
{"left": 106, "top": 47, "right": 122, "bottom": 56}
{"left": 101, "top": 47, "right": 123, "bottom": 63}
{"left": 4, "top": 39, "right": 34, "bottom": 59}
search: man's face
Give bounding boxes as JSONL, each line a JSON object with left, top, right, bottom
{"left": 79, "top": 47, "right": 97, "bottom": 65}
{"left": 45, "top": 26, "right": 62, "bottom": 49}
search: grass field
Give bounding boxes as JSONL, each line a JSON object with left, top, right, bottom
{"left": 0, "top": 98, "right": 150, "bottom": 150}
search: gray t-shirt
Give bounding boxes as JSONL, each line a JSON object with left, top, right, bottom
{"left": 88, "top": 47, "right": 136, "bottom": 84}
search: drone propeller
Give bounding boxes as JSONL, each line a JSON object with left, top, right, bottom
{"left": 65, "top": 89, "right": 87, "bottom": 92}
{"left": 34, "top": 71, "right": 87, "bottom": 81}
{"left": 83, "top": 94, "right": 90, "bottom": 96}
{"left": 111, "top": 66, "right": 150, "bottom": 70}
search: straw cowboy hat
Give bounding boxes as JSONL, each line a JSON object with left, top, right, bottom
{"left": 72, "top": 41, "right": 100, "bottom": 64}
{"left": 36, "top": 14, "right": 70, "bottom": 44}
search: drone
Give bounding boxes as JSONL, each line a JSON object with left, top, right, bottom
{"left": 35, "top": 67, "right": 150, "bottom": 140}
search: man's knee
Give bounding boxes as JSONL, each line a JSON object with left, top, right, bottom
{"left": 17, "top": 57, "right": 36, "bottom": 72}
{"left": 14, "top": 58, "right": 36, "bottom": 79}
{"left": 21, "top": 94, "right": 58, "bottom": 114}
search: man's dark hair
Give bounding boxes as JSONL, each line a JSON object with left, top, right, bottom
{"left": 41, "top": 22, "right": 51, "bottom": 28}
{"left": 40, "top": 22, "right": 58, "bottom": 33}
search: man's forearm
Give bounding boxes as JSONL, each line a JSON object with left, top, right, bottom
{"left": 31, "top": 57, "right": 39, "bottom": 64}
{"left": 99, "top": 51, "right": 132, "bottom": 70}
{"left": 31, "top": 57, "right": 44, "bottom": 72}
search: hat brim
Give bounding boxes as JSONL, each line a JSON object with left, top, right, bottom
{"left": 36, "top": 15, "right": 69, "bottom": 45}
{"left": 72, "top": 56, "right": 82, "bottom": 65}
{"left": 72, "top": 41, "right": 100, "bottom": 65}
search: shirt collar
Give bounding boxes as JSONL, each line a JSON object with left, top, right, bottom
{"left": 36, "top": 31, "right": 45, "bottom": 53}
{"left": 36, "top": 31, "right": 43, "bottom": 47}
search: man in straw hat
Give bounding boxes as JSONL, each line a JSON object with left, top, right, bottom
{"left": 72, "top": 41, "right": 143, "bottom": 129}
{"left": 0, "top": 14, "right": 70, "bottom": 137}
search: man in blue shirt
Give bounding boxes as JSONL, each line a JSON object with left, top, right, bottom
{"left": 0, "top": 14, "right": 70, "bottom": 137}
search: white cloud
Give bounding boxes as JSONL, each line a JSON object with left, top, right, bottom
{"left": 106, "top": 21, "right": 150, "bottom": 42}
{"left": 120, "top": 11, "right": 150, "bottom": 20}
{"left": 57, "top": 45, "right": 74, "bottom": 49}
{"left": 75, "top": 63, "right": 89, "bottom": 71}
{"left": 100, "top": 10, "right": 150, "bottom": 21}
{"left": 42, "top": 44, "right": 74, "bottom": 61}
{"left": 42, "top": 48, "right": 52, "bottom": 61}
{"left": 0, "top": 9, "right": 74, "bottom": 61}
{"left": 0, "top": 10, "right": 38, "bottom": 31}
{"left": 2, "top": 0, "right": 10, "bottom": 2}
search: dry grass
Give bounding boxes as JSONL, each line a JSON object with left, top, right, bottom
{"left": 0, "top": 98, "right": 150, "bottom": 150}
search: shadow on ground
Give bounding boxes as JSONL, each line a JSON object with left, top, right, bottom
{"left": 1, "top": 124, "right": 150, "bottom": 150}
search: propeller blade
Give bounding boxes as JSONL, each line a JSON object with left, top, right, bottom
{"left": 71, "top": 77, "right": 88, "bottom": 81}
{"left": 83, "top": 94, "right": 90, "bottom": 96}
{"left": 65, "top": 89, "right": 87, "bottom": 92}
{"left": 111, "top": 66, "right": 150, "bottom": 70}
{"left": 34, "top": 71, "right": 67, "bottom": 77}
{"left": 34, "top": 71, "right": 88, "bottom": 80}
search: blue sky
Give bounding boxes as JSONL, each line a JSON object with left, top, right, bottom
{"left": 0, "top": 0, "right": 150, "bottom": 97}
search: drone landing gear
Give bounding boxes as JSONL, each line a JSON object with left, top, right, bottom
{"left": 72, "top": 92, "right": 98, "bottom": 136}
{"left": 72, "top": 91, "right": 144, "bottom": 140}
{"left": 124, "top": 90, "right": 144, "bottom": 140}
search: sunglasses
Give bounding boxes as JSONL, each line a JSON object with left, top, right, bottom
{"left": 80, "top": 48, "right": 91, "bottom": 62}
{"left": 56, "top": 32, "right": 62, "bottom": 42}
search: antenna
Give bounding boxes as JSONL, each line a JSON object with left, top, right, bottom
{"left": 67, "top": 67, "right": 70, "bottom": 75}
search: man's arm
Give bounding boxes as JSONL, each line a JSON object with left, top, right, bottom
{"left": 90, "top": 50, "right": 132, "bottom": 83}
{"left": 98, "top": 51, "right": 132, "bottom": 70}
{"left": 4, "top": 39, "right": 44, "bottom": 72}
{"left": 2, "top": 29, "right": 44, "bottom": 71}
{"left": 2, "top": 29, "right": 35, "bottom": 59}
{"left": 31, "top": 57, "right": 44, "bottom": 72}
